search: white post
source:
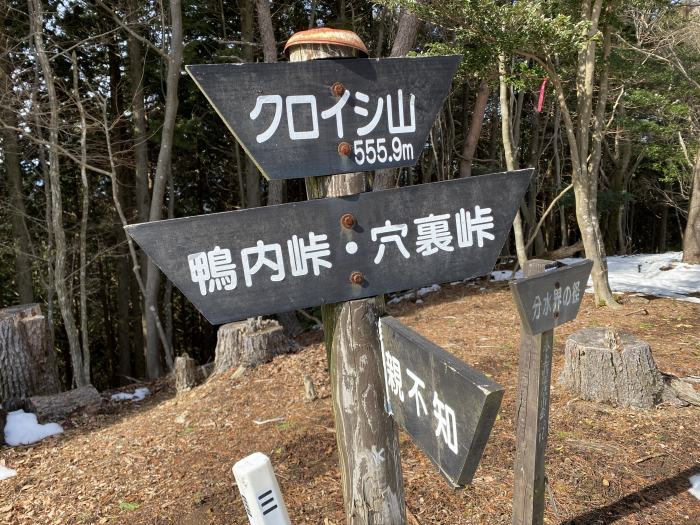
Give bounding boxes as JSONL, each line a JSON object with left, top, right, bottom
{"left": 232, "top": 452, "right": 291, "bottom": 525}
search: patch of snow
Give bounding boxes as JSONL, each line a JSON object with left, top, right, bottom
{"left": 111, "top": 387, "right": 150, "bottom": 402}
{"left": 4, "top": 410, "right": 63, "bottom": 446}
{"left": 0, "top": 465, "right": 17, "bottom": 481}
{"left": 387, "top": 292, "right": 413, "bottom": 305}
{"left": 490, "top": 269, "right": 523, "bottom": 282}
{"left": 560, "top": 252, "right": 700, "bottom": 303}
{"left": 689, "top": 474, "right": 700, "bottom": 500}
{"left": 415, "top": 299, "right": 423, "bottom": 305}
{"left": 417, "top": 284, "right": 441, "bottom": 297}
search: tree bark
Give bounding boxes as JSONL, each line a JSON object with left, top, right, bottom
{"left": 459, "top": 79, "right": 490, "bottom": 178}
{"left": 290, "top": 42, "right": 406, "bottom": 525}
{"left": 144, "top": 0, "right": 183, "bottom": 378}
{"left": 682, "top": 142, "right": 700, "bottom": 263}
{"left": 0, "top": 304, "right": 60, "bottom": 401}
{"left": 29, "top": 0, "right": 88, "bottom": 387}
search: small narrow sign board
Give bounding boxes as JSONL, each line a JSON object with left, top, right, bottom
{"left": 126, "top": 169, "right": 532, "bottom": 325}
{"left": 186, "top": 56, "right": 460, "bottom": 180}
{"left": 379, "top": 316, "right": 504, "bottom": 487}
{"left": 510, "top": 259, "right": 593, "bottom": 335}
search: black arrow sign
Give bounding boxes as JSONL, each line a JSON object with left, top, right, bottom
{"left": 126, "top": 169, "right": 532, "bottom": 325}
{"left": 379, "top": 316, "right": 504, "bottom": 487}
{"left": 186, "top": 56, "right": 460, "bottom": 180}
{"left": 510, "top": 259, "right": 593, "bottom": 335}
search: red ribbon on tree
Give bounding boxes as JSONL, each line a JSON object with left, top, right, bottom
{"left": 536, "top": 77, "right": 549, "bottom": 113}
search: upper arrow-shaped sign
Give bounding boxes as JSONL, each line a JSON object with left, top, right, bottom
{"left": 186, "top": 56, "right": 461, "bottom": 180}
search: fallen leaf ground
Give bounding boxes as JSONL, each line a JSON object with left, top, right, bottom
{"left": 1, "top": 280, "right": 698, "bottom": 524}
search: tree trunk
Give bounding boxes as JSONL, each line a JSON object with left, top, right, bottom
{"left": 459, "top": 79, "right": 490, "bottom": 178}
{"left": 27, "top": 385, "right": 101, "bottom": 423}
{"left": 144, "top": 0, "right": 183, "bottom": 378}
{"left": 72, "top": 51, "right": 91, "bottom": 385}
{"left": 558, "top": 328, "right": 664, "bottom": 409}
{"left": 498, "top": 54, "right": 527, "bottom": 269}
{"left": 29, "top": 0, "right": 88, "bottom": 387}
{"left": 0, "top": 304, "right": 60, "bottom": 401}
{"left": 0, "top": 58, "right": 34, "bottom": 304}
{"left": 214, "top": 318, "right": 294, "bottom": 373}
{"left": 682, "top": 142, "right": 700, "bottom": 263}
{"left": 175, "top": 353, "right": 197, "bottom": 393}
{"left": 373, "top": 2, "right": 424, "bottom": 192}
{"left": 290, "top": 42, "right": 406, "bottom": 525}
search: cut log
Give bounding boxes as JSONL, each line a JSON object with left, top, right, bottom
{"left": 214, "top": 317, "right": 295, "bottom": 374}
{"left": 174, "top": 354, "right": 197, "bottom": 393}
{"left": 558, "top": 328, "right": 664, "bottom": 409}
{"left": 26, "top": 385, "right": 101, "bottom": 423}
{"left": 0, "top": 304, "right": 60, "bottom": 401}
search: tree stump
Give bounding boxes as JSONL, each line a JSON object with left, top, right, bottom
{"left": 558, "top": 328, "right": 664, "bottom": 409}
{"left": 214, "top": 317, "right": 295, "bottom": 374}
{"left": 26, "top": 385, "right": 101, "bottom": 422}
{"left": 0, "top": 304, "right": 60, "bottom": 401}
{"left": 175, "top": 354, "right": 197, "bottom": 393}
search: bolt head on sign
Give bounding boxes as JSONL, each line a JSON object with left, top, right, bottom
{"left": 510, "top": 259, "right": 593, "bottom": 335}
{"left": 186, "top": 54, "right": 461, "bottom": 180}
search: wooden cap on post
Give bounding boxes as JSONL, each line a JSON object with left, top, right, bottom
{"left": 285, "top": 27, "right": 369, "bottom": 62}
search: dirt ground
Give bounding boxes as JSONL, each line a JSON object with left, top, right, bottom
{"left": 1, "top": 279, "right": 699, "bottom": 525}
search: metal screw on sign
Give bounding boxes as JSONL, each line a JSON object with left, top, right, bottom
{"left": 337, "top": 142, "right": 351, "bottom": 157}
{"left": 340, "top": 213, "right": 356, "bottom": 229}
{"left": 331, "top": 81, "right": 345, "bottom": 97}
{"left": 350, "top": 271, "right": 364, "bottom": 285}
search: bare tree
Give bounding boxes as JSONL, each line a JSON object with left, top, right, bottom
{"left": 28, "top": 0, "right": 89, "bottom": 386}
{"left": 143, "top": 0, "right": 183, "bottom": 377}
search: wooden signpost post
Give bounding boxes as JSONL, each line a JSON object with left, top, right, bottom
{"left": 127, "top": 27, "right": 537, "bottom": 525}
{"left": 509, "top": 259, "right": 593, "bottom": 525}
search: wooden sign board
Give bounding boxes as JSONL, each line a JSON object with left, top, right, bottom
{"left": 186, "top": 56, "right": 460, "bottom": 180}
{"left": 125, "top": 169, "right": 532, "bottom": 325}
{"left": 379, "top": 316, "right": 504, "bottom": 487}
{"left": 510, "top": 259, "right": 593, "bottom": 335}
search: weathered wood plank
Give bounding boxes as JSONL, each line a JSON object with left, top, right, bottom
{"left": 186, "top": 56, "right": 460, "bottom": 180}
{"left": 379, "top": 316, "right": 504, "bottom": 487}
{"left": 125, "top": 169, "right": 532, "bottom": 325}
{"left": 512, "top": 260, "right": 555, "bottom": 525}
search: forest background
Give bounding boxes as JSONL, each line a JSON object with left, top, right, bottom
{"left": 0, "top": 0, "right": 698, "bottom": 390}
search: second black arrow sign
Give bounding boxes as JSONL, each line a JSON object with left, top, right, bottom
{"left": 126, "top": 169, "right": 532, "bottom": 325}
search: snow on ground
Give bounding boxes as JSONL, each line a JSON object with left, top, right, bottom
{"left": 0, "top": 464, "right": 17, "bottom": 481}
{"left": 110, "top": 387, "right": 150, "bottom": 402}
{"left": 689, "top": 474, "right": 700, "bottom": 501}
{"left": 387, "top": 284, "right": 442, "bottom": 305}
{"left": 561, "top": 252, "right": 700, "bottom": 304}
{"left": 4, "top": 410, "right": 64, "bottom": 447}
{"left": 491, "top": 252, "right": 699, "bottom": 303}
